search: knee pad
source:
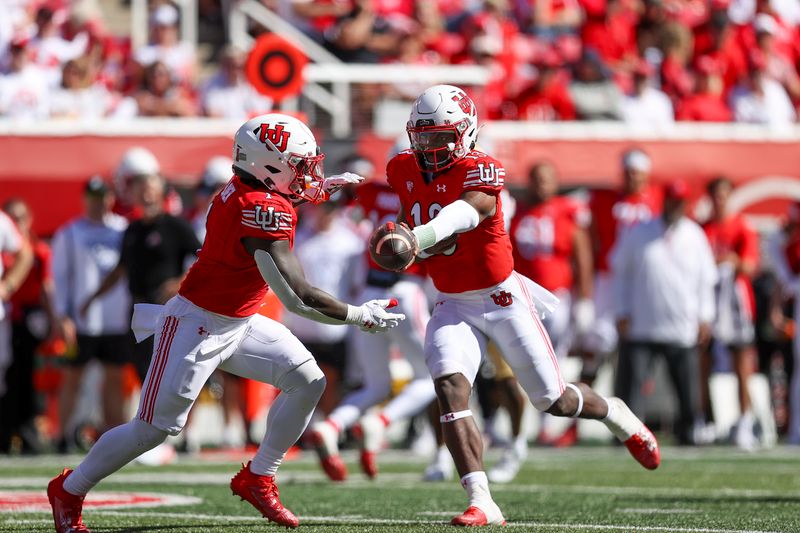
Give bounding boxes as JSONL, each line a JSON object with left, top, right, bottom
{"left": 130, "top": 418, "right": 169, "bottom": 449}
{"left": 281, "top": 360, "right": 327, "bottom": 399}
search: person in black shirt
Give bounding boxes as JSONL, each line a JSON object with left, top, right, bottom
{"left": 82, "top": 173, "right": 200, "bottom": 379}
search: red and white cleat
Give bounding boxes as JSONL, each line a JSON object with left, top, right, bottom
{"left": 451, "top": 505, "right": 507, "bottom": 527}
{"left": 230, "top": 462, "right": 299, "bottom": 528}
{"left": 624, "top": 425, "right": 661, "bottom": 470}
{"left": 354, "top": 413, "right": 387, "bottom": 479}
{"left": 309, "top": 421, "right": 348, "bottom": 481}
{"left": 48, "top": 469, "right": 91, "bottom": 533}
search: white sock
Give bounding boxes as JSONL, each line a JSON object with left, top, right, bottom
{"left": 327, "top": 404, "right": 361, "bottom": 431}
{"left": 381, "top": 378, "right": 436, "bottom": 422}
{"left": 64, "top": 419, "right": 167, "bottom": 496}
{"left": 250, "top": 444, "right": 285, "bottom": 477}
{"left": 460, "top": 471, "right": 492, "bottom": 506}
{"left": 252, "top": 362, "right": 325, "bottom": 476}
{"left": 602, "top": 397, "right": 642, "bottom": 441}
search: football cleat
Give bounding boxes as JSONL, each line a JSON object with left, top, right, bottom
{"left": 623, "top": 426, "right": 661, "bottom": 470}
{"left": 354, "top": 414, "right": 387, "bottom": 479}
{"left": 551, "top": 423, "right": 578, "bottom": 448}
{"left": 451, "top": 504, "right": 507, "bottom": 527}
{"left": 48, "top": 469, "right": 91, "bottom": 533}
{"left": 230, "top": 462, "right": 299, "bottom": 528}
{"left": 309, "top": 421, "right": 347, "bottom": 481}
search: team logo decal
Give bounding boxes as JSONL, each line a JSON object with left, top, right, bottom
{"left": 256, "top": 123, "right": 291, "bottom": 152}
{"left": 490, "top": 291, "right": 513, "bottom": 307}
{"left": 451, "top": 91, "right": 473, "bottom": 114}
{"left": 242, "top": 205, "right": 292, "bottom": 232}
{"left": 0, "top": 491, "right": 201, "bottom": 513}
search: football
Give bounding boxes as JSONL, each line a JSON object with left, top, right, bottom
{"left": 369, "top": 221, "right": 417, "bottom": 271}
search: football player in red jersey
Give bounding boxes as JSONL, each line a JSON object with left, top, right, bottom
{"left": 504, "top": 161, "right": 593, "bottom": 466}
{"left": 47, "top": 113, "right": 406, "bottom": 532}
{"left": 387, "top": 85, "right": 660, "bottom": 526}
{"left": 700, "top": 177, "right": 760, "bottom": 449}
{"left": 309, "top": 147, "right": 438, "bottom": 482}
{"left": 554, "top": 149, "right": 662, "bottom": 447}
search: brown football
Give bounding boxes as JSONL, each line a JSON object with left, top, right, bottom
{"left": 369, "top": 221, "right": 416, "bottom": 272}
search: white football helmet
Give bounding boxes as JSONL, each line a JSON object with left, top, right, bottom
{"left": 232, "top": 113, "right": 327, "bottom": 203}
{"left": 115, "top": 147, "right": 160, "bottom": 197}
{"left": 406, "top": 84, "right": 478, "bottom": 172}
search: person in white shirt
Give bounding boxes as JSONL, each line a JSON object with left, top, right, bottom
{"left": 27, "top": 5, "right": 89, "bottom": 86}
{"left": 51, "top": 177, "right": 132, "bottom": 452}
{"left": 621, "top": 63, "right": 675, "bottom": 128}
{"left": 133, "top": 3, "right": 196, "bottom": 86}
{"left": 200, "top": 46, "right": 272, "bottom": 119}
{"left": 49, "top": 58, "right": 114, "bottom": 119}
{"left": 0, "top": 39, "right": 50, "bottom": 120}
{"left": 283, "top": 200, "right": 365, "bottom": 414}
{"left": 190, "top": 156, "right": 233, "bottom": 242}
{"left": 730, "top": 56, "right": 796, "bottom": 127}
{"left": 611, "top": 180, "right": 717, "bottom": 444}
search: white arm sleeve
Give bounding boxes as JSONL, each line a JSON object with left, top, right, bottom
{"left": 254, "top": 249, "right": 351, "bottom": 325}
{"left": 411, "top": 199, "right": 481, "bottom": 250}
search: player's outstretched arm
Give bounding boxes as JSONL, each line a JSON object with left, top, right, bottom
{"left": 410, "top": 190, "right": 496, "bottom": 253}
{"left": 243, "top": 237, "right": 405, "bottom": 332}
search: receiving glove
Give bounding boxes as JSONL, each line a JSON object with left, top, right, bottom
{"left": 346, "top": 298, "right": 406, "bottom": 333}
{"left": 322, "top": 172, "right": 365, "bottom": 195}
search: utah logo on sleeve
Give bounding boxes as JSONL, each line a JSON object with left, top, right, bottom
{"left": 242, "top": 204, "right": 292, "bottom": 232}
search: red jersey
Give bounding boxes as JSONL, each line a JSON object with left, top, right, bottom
{"left": 702, "top": 214, "right": 758, "bottom": 313}
{"left": 386, "top": 150, "right": 513, "bottom": 293}
{"left": 676, "top": 93, "right": 732, "bottom": 122}
{"left": 355, "top": 180, "right": 425, "bottom": 277}
{"left": 179, "top": 176, "right": 296, "bottom": 317}
{"left": 590, "top": 185, "right": 662, "bottom": 272}
{"left": 510, "top": 196, "right": 586, "bottom": 291}
{"left": 5, "top": 239, "right": 51, "bottom": 322}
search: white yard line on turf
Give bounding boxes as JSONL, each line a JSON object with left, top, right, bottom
{"left": 618, "top": 508, "right": 701, "bottom": 514}
{"left": 82, "top": 511, "right": 786, "bottom": 533}
{"left": 3, "top": 473, "right": 800, "bottom": 502}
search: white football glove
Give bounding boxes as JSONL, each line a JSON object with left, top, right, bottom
{"left": 346, "top": 298, "right": 406, "bottom": 333}
{"left": 322, "top": 172, "right": 365, "bottom": 194}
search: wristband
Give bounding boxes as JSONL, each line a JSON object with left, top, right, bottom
{"left": 345, "top": 304, "right": 363, "bottom": 325}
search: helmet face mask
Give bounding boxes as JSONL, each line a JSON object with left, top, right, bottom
{"left": 233, "top": 113, "right": 328, "bottom": 204}
{"left": 406, "top": 85, "right": 478, "bottom": 173}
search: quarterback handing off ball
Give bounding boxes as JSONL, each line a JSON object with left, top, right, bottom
{"left": 369, "top": 221, "right": 417, "bottom": 271}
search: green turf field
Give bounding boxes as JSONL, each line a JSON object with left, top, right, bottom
{"left": 2, "top": 446, "right": 799, "bottom": 532}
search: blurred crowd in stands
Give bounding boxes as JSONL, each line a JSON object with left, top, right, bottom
{"left": 1, "top": 144, "right": 800, "bottom": 470}
{"left": 2, "top": 0, "right": 800, "bottom": 126}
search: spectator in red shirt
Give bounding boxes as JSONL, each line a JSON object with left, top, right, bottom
{"left": 0, "top": 199, "right": 55, "bottom": 454}
{"left": 692, "top": 7, "right": 748, "bottom": 90}
{"left": 659, "top": 22, "right": 695, "bottom": 106}
{"left": 515, "top": 52, "right": 576, "bottom": 120}
{"left": 580, "top": 0, "right": 640, "bottom": 67}
{"left": 676, "top": 55, "right": 732, "bottom": 121}
{"left": 699, "top": 177, "right": 760, "bottom": 449}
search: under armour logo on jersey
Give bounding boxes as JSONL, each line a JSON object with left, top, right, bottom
{"left": 436, "top": 184, "right": 447, "bottom": 192}
{"left": 490, "top": 291, "right": 513, "bottom": 307}
{"left": 407, "top": 181, "right": 414, "bottom": 192}
{"left": 256, "top": 123, "right": 291, "bottom": 152}
{"left": 198, "top": 326, "right": 208, "bottom": 336}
